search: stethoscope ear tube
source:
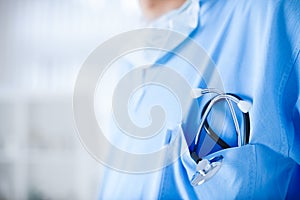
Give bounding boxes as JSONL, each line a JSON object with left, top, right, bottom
{"left": 226, "top": 93, "right": 251, "bottom": 146}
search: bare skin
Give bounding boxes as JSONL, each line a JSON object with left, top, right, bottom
{"left": 139, "top": 0, "right": 187, "bottom": 21}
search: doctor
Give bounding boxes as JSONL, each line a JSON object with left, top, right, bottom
{"left": 97, "top": 0, "right": 300, "bottom": 198}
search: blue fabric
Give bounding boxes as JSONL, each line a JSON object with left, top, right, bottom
{"left": 97, "top": 0, "right": 300, "bottom": 199}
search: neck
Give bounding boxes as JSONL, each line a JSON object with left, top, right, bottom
{"left": 140, "top": 0, "right": 187, "bottom": 21}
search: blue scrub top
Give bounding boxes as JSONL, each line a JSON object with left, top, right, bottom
{"left": 97, "top": 0, "right": 300, "bottom": 199}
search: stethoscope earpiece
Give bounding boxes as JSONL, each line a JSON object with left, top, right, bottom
{"left": 237, "top": 100, "right": 252, "bottom": 113}
{"left": 191, "top": 88, "right": 205, "bottom": 98}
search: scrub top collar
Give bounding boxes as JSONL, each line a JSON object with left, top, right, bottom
{"left": 148, "top": 0, "right": 199, "bottom": 37}
{"left": 137, "top": 0, "right": 200, "bottom": 65}
{"left": 124, "top": 0, "right": 199, "bottom": 67}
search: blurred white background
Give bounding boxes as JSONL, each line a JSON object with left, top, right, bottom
{"left": 0, "top": 0, "right": 140, "bottom": 199}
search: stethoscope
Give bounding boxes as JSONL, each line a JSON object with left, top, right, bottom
{"left": 189, "top": 88, "right": 251, "bottom": 186}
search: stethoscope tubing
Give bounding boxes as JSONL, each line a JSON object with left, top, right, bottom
{"left": 191, "top": 90, "right": 250, "bottom": 162}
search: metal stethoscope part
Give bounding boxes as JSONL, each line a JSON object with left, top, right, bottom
{"left": 191, "top": 155, "right": 224, "bottom": 186}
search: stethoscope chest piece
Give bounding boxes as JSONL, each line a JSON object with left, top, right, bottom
{"left": 191, "top": 155, "right": 223, "bottom": 186}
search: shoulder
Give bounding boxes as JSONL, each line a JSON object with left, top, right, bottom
{"left": 230, "top": 0, "right": 300, "bottom": 47}
{"left": 276, "top": 0, "right": 300, "bottom": 45}
{"left": 236, "top": 0, "right": 300, "bottom": 30}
